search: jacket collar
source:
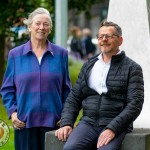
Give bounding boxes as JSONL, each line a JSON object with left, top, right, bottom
{"left": 22, "top": 40, "right": 54, "bottom": 56}
{"left": 111, "top": 51, "right": 126, "bottom": 63}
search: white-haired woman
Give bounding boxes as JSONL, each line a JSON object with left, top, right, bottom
{"left": 1, "top": 7, "right": 71, "bottom": 150}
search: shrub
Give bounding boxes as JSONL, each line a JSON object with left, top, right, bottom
{"left": 68, "top": 56, "right": 84, "bottom": 125}
{"left": 68, "top": 56, "right": 83, "bottom": 86}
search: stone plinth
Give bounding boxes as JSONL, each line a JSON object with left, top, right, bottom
{"left": 107, "top": 0, "right": 150, "bottom": 128}
{"left": 45, "top": 130, "right": 65, "bottom": 150}
{"left": 45, "top": 129, "right": 150, "bottom": 150}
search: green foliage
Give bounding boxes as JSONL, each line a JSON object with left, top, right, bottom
{"left": 0, "top": 0, "right": 54, "bottom": 37}
{"left": 68, "top": 0, "right": 103, "bottom": 11}
{"left": 68, "top": 57, "right": 83, "bottom": 86}
{"left": 68, "top": 0, "right": 104, "bottom": 18}
{"left": 68, "top": 57, "right": 83, "bottom": 126}
{"left": 0, "top": 0, "right": 54, "bottom": 86}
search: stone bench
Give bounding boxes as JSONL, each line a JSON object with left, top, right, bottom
{"left": 45, "top": 128, "right": 150, "bottom": 150}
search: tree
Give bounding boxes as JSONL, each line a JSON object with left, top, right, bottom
{"left": 68, "top": 0, "right": 104, "bottom": 18}
{"left": 0, "top": 0, "right": 54, "bottom": 86}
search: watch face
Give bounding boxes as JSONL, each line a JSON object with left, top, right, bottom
{"left": 0, "top": 119, "right": 10, "bottom": 147}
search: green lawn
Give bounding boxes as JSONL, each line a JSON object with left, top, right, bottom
{"left": 0, "top": 99, "right": 14, "bottom": 150}
{"left": 0, "top": 128, "right": 14, "bottom": 150}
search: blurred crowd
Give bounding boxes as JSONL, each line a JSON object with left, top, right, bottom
{"left": 67, "top": 26, "right": 97, "bottom": 62}
{"left": 4, "top": 25, "right": 97, "bottom": 62}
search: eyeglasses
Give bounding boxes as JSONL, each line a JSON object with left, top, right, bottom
{"left": 96, "top": 34, "right": 119, "bottom": 40}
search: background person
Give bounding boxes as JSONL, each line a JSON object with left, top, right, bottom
{"left": 82, "top": 28, "right": 96, "bottom": 61}
{"left": 70, "top": 26, "right": 85, "bottom": 60}
{"left": 55, "top": 21, "right": 144, "bottom": 150}
{"left": 1, "top": 7, "right": 71, "bottom": 150}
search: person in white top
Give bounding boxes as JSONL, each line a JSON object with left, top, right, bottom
{"left": 55, "top": 21, "right": 144, "bottom": 150}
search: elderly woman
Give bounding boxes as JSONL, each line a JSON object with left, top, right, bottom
{"left": 1, "top": 8, "right": 71, "bottom": 150}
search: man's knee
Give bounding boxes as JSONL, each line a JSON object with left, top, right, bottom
{"left": 63, "top": 142, "right": 78, "bottom": 150}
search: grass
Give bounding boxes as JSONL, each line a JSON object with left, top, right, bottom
{"left": 0, "top": 99, "right": 12, "bottom": 125}
{"left": 0, "top": 99, "right": 14, "bottom": 150}
{"left": 0, "top": 128, "right": 14, "bottom": 150}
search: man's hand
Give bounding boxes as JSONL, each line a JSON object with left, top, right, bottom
{"left": 55, "top": 126, "right": 73, "bottom": 141}
{"left": 97, "top": 129, "right": 115, "bottom": 148}
{"left": 11, "top": 112, "right": 26, "bottom": 129}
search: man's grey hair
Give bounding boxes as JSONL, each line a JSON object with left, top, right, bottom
{"left": 24, "top": 7, "right": 52, "bottom": 31}
{"left": 100, "top": 21, "right": 122, "bottom": 36}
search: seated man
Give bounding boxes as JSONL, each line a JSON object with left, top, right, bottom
{"left": 55, "top": 21, "right": 144, "bottom": 150}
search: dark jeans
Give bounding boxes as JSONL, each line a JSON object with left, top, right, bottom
{"left": 14, "top": 127, "right": 55, "bottom": 150}
{"left": 63, "top": 121, "right": 127, "bottom": 150}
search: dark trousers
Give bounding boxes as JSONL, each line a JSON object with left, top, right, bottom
{"left": 64, "top": 121, "right": 127, "bottom": 150}
{"left": 14, "top": 127, "right": 54, "bottom": 150}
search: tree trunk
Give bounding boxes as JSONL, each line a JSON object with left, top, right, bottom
{"left": 0, "top": 34, "right": 5, "bottom": 87}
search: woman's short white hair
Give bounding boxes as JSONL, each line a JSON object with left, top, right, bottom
{"left": 24, "top": 7, "right": 52, "bottom": 31}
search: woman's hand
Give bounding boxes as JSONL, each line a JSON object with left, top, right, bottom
{"left": 11, "top": 112, "right": 26, "bottom": 129}
{"left": 55, "top": 126, "right": 73, "bottom": 141}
